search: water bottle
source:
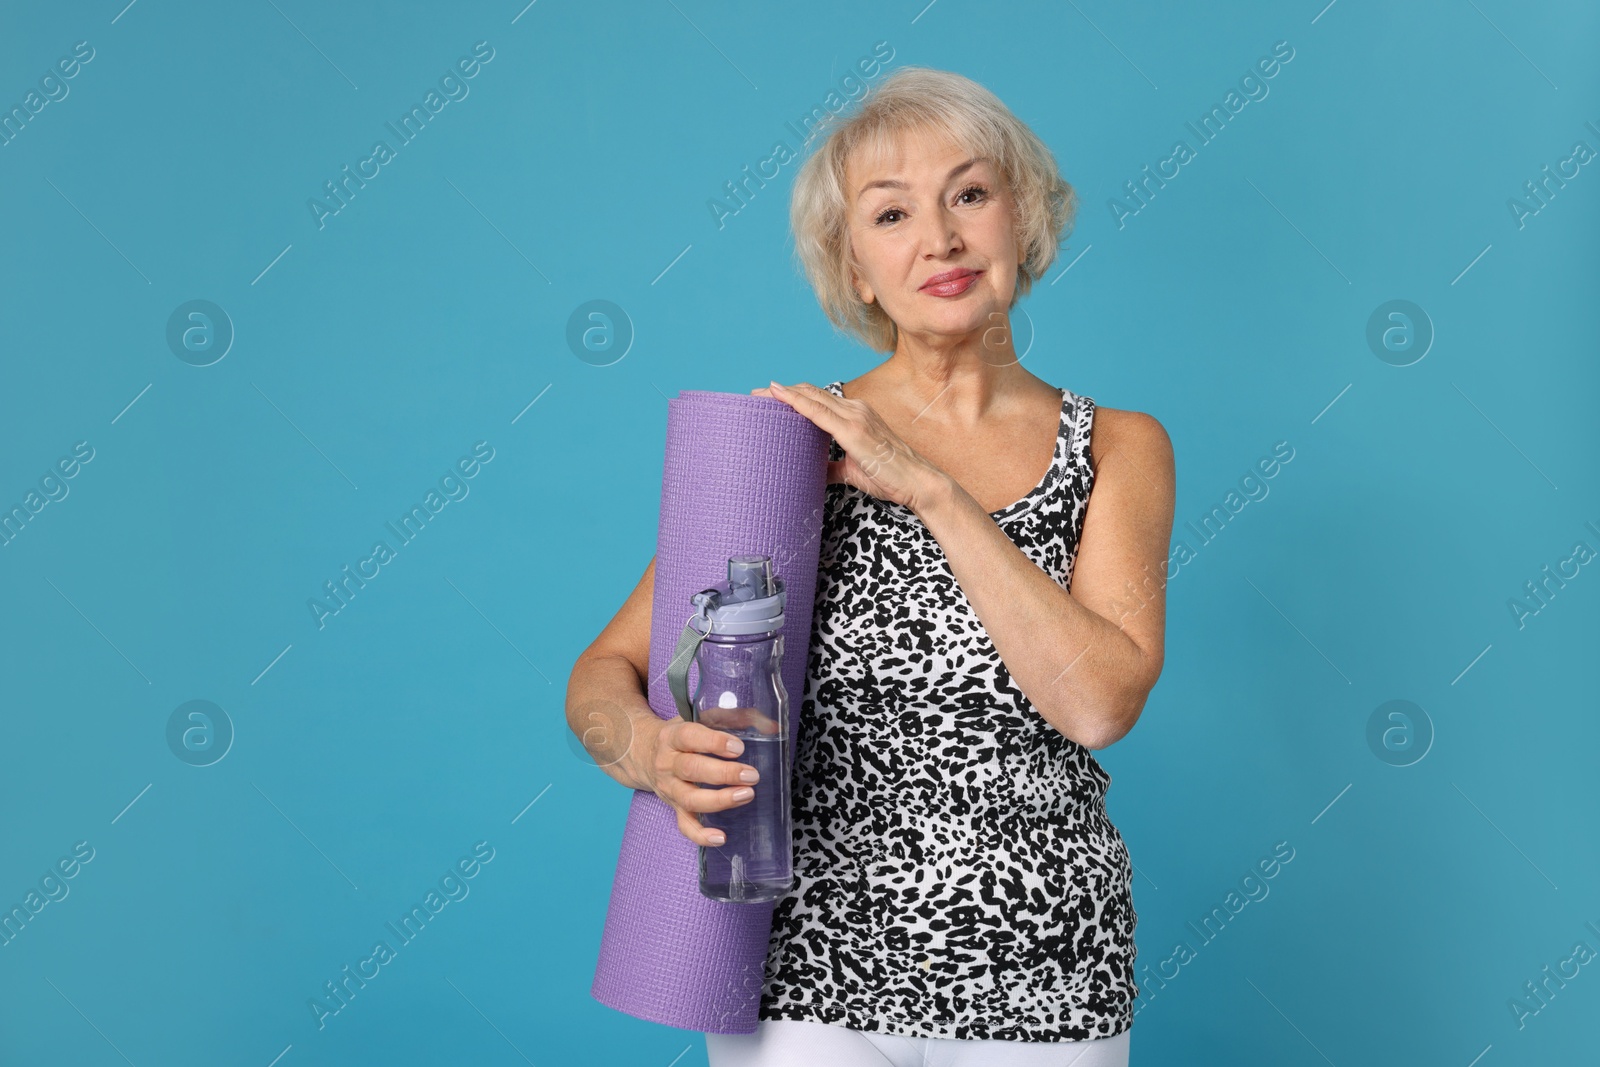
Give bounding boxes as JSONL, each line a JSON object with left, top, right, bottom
{"left": 667, "top": 554, "right": 794, "bottom": 903}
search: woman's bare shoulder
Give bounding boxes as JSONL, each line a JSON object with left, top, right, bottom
{"left": 1084, "top": 404, "right": 1174, "bottom": 477}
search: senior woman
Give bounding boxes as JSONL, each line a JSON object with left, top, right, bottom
{"left": 567, "top": 66, "right": 1174, "bottom": 1066}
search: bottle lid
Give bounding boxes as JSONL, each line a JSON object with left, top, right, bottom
{"left": 689, "top": 554, "right": 786, "bottom": 635}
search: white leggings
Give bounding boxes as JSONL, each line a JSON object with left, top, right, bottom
{"left": 705, "top": 1018, "right": 1131, "bottom": 1067}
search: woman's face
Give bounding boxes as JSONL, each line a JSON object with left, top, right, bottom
{"left": 844, "top": 127, "right": 1020, "bottom": 347}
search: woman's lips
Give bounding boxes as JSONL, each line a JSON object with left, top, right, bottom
{"left": 920, "top": 270, "right": 982, "bottom": 297}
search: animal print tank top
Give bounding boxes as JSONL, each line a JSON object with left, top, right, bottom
{"left": 757, "top": 379, "right": 1138, "bottom": 1042}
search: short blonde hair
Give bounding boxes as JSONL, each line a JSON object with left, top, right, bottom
{"left": 788, "top": 66, "right": 1078, "bottom": 353}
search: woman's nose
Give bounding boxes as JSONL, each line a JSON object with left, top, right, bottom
{"left": 917, "top": 208, "right": 962, "bottom": 256}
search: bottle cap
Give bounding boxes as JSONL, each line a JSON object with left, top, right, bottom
{"left": 689, "top": 554, "right": 786, "bottom": 635}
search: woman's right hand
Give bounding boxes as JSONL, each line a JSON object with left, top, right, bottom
{"left": 648, "top": 719, "right": 759, "bottom": 847}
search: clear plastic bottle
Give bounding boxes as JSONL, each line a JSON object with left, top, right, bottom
{"left": 672, "top": 555, "right": 794, "bottom": 903}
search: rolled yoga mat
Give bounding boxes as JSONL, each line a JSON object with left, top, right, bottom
{"left": 591, "top": 389, "right": 831, "bottom": 1034}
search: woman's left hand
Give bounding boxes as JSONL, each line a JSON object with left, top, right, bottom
{"left": 752, "top": 381, "right": 949, "bottom": 514}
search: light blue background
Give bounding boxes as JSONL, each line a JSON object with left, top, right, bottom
{"left": 1, "top": 1, "right": 1596, "bottom": 1064}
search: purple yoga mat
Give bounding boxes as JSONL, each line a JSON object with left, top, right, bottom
{"left": 591, "top": 389, "right": 831, "bottom": 1034}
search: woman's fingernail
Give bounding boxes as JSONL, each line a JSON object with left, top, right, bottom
{"left": 709, "top": 832, "right": 726, "bottom": 845}
{"left": 732, "top": 787, "right": 754, "bottom": 800}
{"left": 770, "top": 381, "right": 786, "bottom": 391}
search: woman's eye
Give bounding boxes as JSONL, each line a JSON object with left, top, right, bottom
{"left": 873, "top": 185, "right": 987, "bottom": 225}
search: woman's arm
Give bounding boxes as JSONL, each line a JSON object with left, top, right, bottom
{"left": 567, "top": 555, "right": 765, "bottom": 846}
{"left": 566, "top": 556, "right": 667, "bottom": 792}
{"left": 760, "top": 381, "right": 1174, "bottom": 750}
{"left": 917, "top": 408, "right": 1175, "bottom": 749}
